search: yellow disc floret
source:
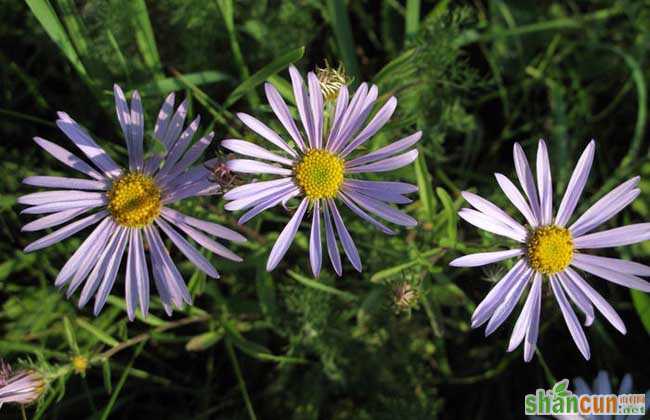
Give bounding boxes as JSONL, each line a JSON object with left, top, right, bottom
{"left": 526, "top": 225, "right": 574, "bottom": 275}
{"left": 107, "top": 172, "right": 162, "bottom": 228}
{"left": 72, "top": 355, "right": 88, "bottom": 375}
{"left": 294, "top": 149, "right": 345, "bottom": 200}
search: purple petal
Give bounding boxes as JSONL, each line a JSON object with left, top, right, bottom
{"left": 338, "top": 191, "right": 395, "bottom": 235}
{"left": 536, "top": 139, "right": 553, "bottom": 225}
{"left": 24, "top": 210, "right": 107, "bottom": 252}
{"left": 330, "top": 87, "right": 377, "bottom": 153}
{"left": 21, "top": 198, "right": 107, "bottom": 215}
{"left": 22, "top": 208, "right": 91, "bottom": 232}
{"left": 125, "top": 229, "right": 139, "bottom": 320}
{"left": 160, "top": 207, "right": 246, "bottom": 243}
{"left": 513, "top": 142, "right": 541, "bottom": 223}
{"left": 266, "top": 198, "right": 308, "bottom": 271}
{"left": 263, "top": 83, "right": 305, "bottom": 152}
{"left": 167, "top": 132, "right": 215, "bottom": 177}
{"left": 571, "top": 254, "right": 650, "bottom": 276}
{"left": 78, "top": 226, "right": 125, "bottom": 307}
{"left": 225, "top": 183, "right": 297, "bottom": 212}
{"left": 555, "top": 140, "right": 595, "bottom": 226}
{"left": 154, "top": 93, "right": 175, "bottom": 144}
{"left": 34, "top": 137, "right": 104, "bottom": 180}
{"left": 224, "top": 177, "right": 294, "bottom": 201}
{"left": 323, "top": 202, "right": 342, "bottom": 276}
{"left": 507, "top": 271, "right": 539, "bottom": 352}
{"left": 328, "top": 83, "right": 368, "bottom": 152}
{"left": 239, "top": 188, "right": 301, "bottom": 224}
{"left": 458, "top": 208, "right": 526, "bottom": 242}
{"left": 56, "top": 112, "right": 122, "bottom": 178}
{"left": 64, "top": 221, "right": 115, "bottom": 296}
{"left": 461, "top": 191, "right": 527, "bottom": 237}
{"left": 346, "top": 131, "right": 422, "bottom": 168}
{"left": 574, "top": 223, "right": 650, "bottom": 249}
{"left": 163, "top": 215, "right": 242, "bottom": 262}
{"left": 221, "top": 139, "right": 294, "bottom": 166}
{"left": 471, "top": 259, "right": 526, "bottom": 328}
{"left": 557, "top": 270, "right": 595, "bottom": 326}
{"left": 594, "top": 371, "right": 612, "bottom": 395}
{"left": 113, "top": 84, "right": 133, "bottom": 157}
{"left": 23, "top": 176, "right": 108, "bottom": 190}
{"left": 289, "top": 66, "right": 315, "bottom": 148}
{"left": 325, "top": 85, "right": 349, "bottom": 149}
{"left": 565, "top": 266, "right": 626, "bottom": 334}
{"left": 485, "top": 272, "right": 531, "bottom": 336}
{"left": 344, "top": 189, "right": 416, "bottom": 227}
{"left": 569, "top": 176, "right": 639, "bottom": 235}
{"left": 129, "top": 90, "right": 144, "bottom": 171}
{"left": 346, "top": 150, "right": 419, "bottom": 174}
{"left": 156, "top": 218, "right": 219, "bottom": 278}
{"left": 237, "top": 112, "right": 298, "bottom": 157}
{"left": 523, "top": 273, "right": 542, "bottom": 362}
{"left": 571, "top": 254, "right": 650, "bottom": 292}
{"left": 157, "top": 116, "right": 201, "bottom": 178}
{"left": 571, "top": 187, "right": 640, "bottom": 237}
{"left": 307, "top": 72, "right": 324, "bottom": 148}
{"left": 340, "top": 97, "right": 397, "bottom": 157}
{"left": 309, "top": 200, "right": 322, "bottom": 277}
{"left": 161, "top": 98, "right": 189, "bottom": 149}
{"left": 495, "top": 173, "right": 538, "bottom": 227}
{"left": 145, "top": 225, "right": 192, "bottom": 307}
{"left": 133, "top": 228, "right": 150, "bottom": 318}
{"left": 226, "top": 159, "right": 292, "bottom": 176}
{"left": 18, "top": 190, "right": 104, "bottom": 206}
{"left": 343, "top": 179, "right": 418, "bottom": 195}
{"left": 343, "top": 182, "right": 411, "bottom": 204}
{"left": 328, "top": 199, "right": 362, "bottom": 272}
{"left": 450, "top": 249, "right": 523, "bottom": 267}
{"left": 550, "top": 276, "right": 590, "bottom": 359}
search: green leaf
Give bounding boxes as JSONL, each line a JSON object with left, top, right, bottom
{"left": 414, "top": 153, "right": 437, "bottom": 225}
{"left": 185, "top": 329, "right": 225, "bottom": 352}
{"left": 102, "top": 358, "right": 112, "bottom": 394}
{"left": 326, "top": 0, "right": 360, "bottom": 82}
{"left": 224, "top": 46, "right": 305, "bottom": 108}
{"left": 76, "top": 318, "right": 119, "bottom": 347}
{"left": 62, "top": 316, "right": 79, "bottom": 354}
{"left": 287, "top": 270, "right": 357, "bottom": 301}
{"left": 552, "top": 379, "right": 569, "bottom": 397}
{"left": 130, "top": 70, "right": 230, "bottom": 96}
{"left": 222, "top": 319, "right": 306, "bottom": 364}
{"left": 631, "top": 289, "right": 650, "bottom": 334}
{"left": 130, "top": 0, "right": 163, "bottom": 78}
{"left": 436, "top": 187, "right": 457, "bottom": 242}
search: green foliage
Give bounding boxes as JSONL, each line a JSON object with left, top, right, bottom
{"left": 1, "top": 0, "right": 649, "bottom": 418}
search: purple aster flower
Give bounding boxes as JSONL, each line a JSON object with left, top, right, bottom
{"left": 222, "top": 65, "right": 420, "bottom": 277}
{"left": 450, "top": 140, "right": 650, "bottom": 361}
{"left": 19, "top": 85, "right": 246, "bottom": 320}
{"left": 574, "top": 371, "right": 649, "bottom": 420}
{"left": 0, "top": 361, "right": 44, "bottom": 408}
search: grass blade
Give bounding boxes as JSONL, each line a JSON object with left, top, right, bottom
{"left": 326, "top": 0, "right": 360, "bottom": 82}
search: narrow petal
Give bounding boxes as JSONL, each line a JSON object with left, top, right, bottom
{"left": 24, "top": 210, "right": 107, "bottom": 252}
{"left": 145, "top": 226, "right": 192, "bottom": 306}
{"left": 328, "top": 199, "right": 362, "bottom": 272}
{"left": 460, "top": 191, "right": 527, "bottom": 237}
{"left": 471, "top": 259, "right": 526, "bottom": 328}
{"left": 557, "top": 271, "right": 595, "bottom": 326}
{"left": 78, "top": 226, "right": 125, "bottom": 307}
{"left": 485, "top": 272, "right": 531, "bottom": 336}
{"left": 163, "top": 216, "right": 242, "bottom": 262}
{"left": 18, "top": 190, "right": 104, "bottom": 206}
{"left": 565, "top": 266, "right": 626, "bottom": 334}
{"left": 513, "top": 142, "right": 541, "bottom": 222}
{"left": 309, "top": 201, "right": 322, "bottom": 277}
{"left": 554, "top": 140, "right": 595, "bottom": 226}
{"left": 323, "top": 202, "right": 342, "bottom": 276}
{"left": 156, "top": 218, "right": 219, "bottom": 278}
{"left": 113, "top": 84, "right": 133, "bottom": 158}
{"left": 34, "top": 137, "right": 104, "bottom": 180}
{"left": 328, "top": 83, "right": 368, "bottom": 152}
{"left": 570, "top": 188, "right": 640, "bottom": 237}
{"left": 337, "top": 192, "right": 396, "bottom": 235}
{"left": 330, "top": 85, "right": 378, "bottom": 151}
{"left": 340, "top": 97, "right": 397, "bottom": 157}
{"left": 157, "top": 116, "right": 201, "bottom": 178}
{"left": 594, "top": 371, "right": 612, "bottom": 395}
{"left": 289, "top": 66, "right": 315, "bottom": 148}
{"left": 226, "top": 159, "right": 292, "bottom": 176}
{"left": 133, "top": 229, "right": 150, "bottom": 317}
{"left": 343, "top": 179, "right": 418, "bottom": 195}
{"left": 345, "top": 150, "right": 419, "bottom": 174}
{"left": 569, "top": 176, "right": 639, "bottom": 236}
{"left": 64, "top": 221, "right": 115, "bottom": 295}
{"left": 536, "top": 140, "right": 553, "bottom": 225}
{"left": 56, "top": 112, "right": 122, "bottom": 178}
{"left": 458, "top": 208, "right": 526, "bottom": 242}
{"left": 224, "top": 177, "right": 294, "bottom": 201}
{"left": 161, "top": 98, "right": 189, "bottom": 149}
{"left": 266, "top": 198, "right": 308, "bottom": 271}
{"left": 160, "top": 207, "right": 246, "bottom": 243}
{"left": 263, "top": 83, "right": 305, "bottom": 152}
{"left": 307, "top": 72, "right": 324, "bottom": 148}
{"left": 239, "top": 188, "right": 301, "bottom": 225}
{"left": 21, "top": 198, "right": 107, "bottom": 215}
{"left": 450, "top": 249, "right": 523, "bottom": 268}
{"left": 571, "top": 254, "right": 650, "bottom": 292}
{"left": 237, "top": 112, "right": 298, "bottom": 157}
{"left": 523, "top": 273, "right": 542, "bottom": 362}
{"left": 225, "top": 183, "right": 297, "bottom": 212}
{"left": 344, "top": 189, "right": 417, "bottom": 227}
{"left": 345, "top": 132, "right": 422, "bottom": 168}
{"left": 325, "top": 85, "right": 349, "bottom": 149}
{"left": 23, "top": 176, "right": 108, "bottom": 190}
{"left": 154, "top": 93, "right": 175, "bottom": 144}
{"left": 125, "top": 229, "right": 139, "bottom": 320}
{"left": 495, "top": 173, "right": 538, "bottom": 226}
{"left": 221, "top": 139, "right": 294, "bottom": 166}
{"left": 570, "top": 254, "right": 650, "bottom": 276}
{"left": 130, "top": 90, "right": 144, "bottom": 171}
{"left": 167, "top": 132, "right": 215, "bottom": 177}
{"left": 22, "top": 208, "right": 91, "bottom": 232}
{"left": 507, "top": 273, "right": 538, "bottom": 352}
{"left": 550, "top": 276, "right": 591, "bottom": 360}
{"left": 343, "top": 182, "right": 411, "bottom": 204}
{"left": 574, "top": 223, "right": 650, "bottom": 249}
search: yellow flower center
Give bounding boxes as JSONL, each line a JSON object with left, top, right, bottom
{"left": 526, "top": 225, "right": 574, "bottom": 274}
{"left": 294, "top": 149, "right": 345, "bottom": 200}
{"left": 107, "top": 172, "right": 162, "bottom": 228}
{"left": 72, "top": 355, "right": 88, "bottom": 375}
